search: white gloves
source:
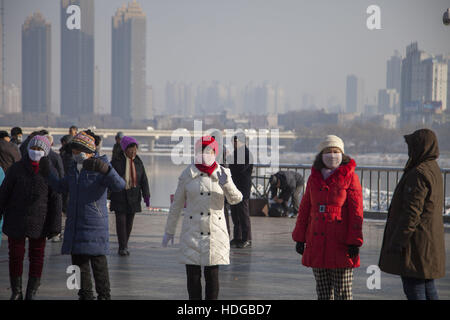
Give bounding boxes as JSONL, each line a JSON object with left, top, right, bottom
{"left": 162, "top": 233, "right": 174, "bottom": 247}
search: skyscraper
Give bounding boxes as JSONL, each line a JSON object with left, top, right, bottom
{"left": 400, "top": 42, "right": 447, "bottom": 121}
{"left": 346, "top": 75, "right": 364, "bottom": 114}
{"left": 386, "top": 50, "right": 402, "bottom": 93}
{"left": 22, "top": 12, "right": 51, "bottom": 114}
{"left": 111, "top": 1, "right": 147, "bottom": 121}
{"left": 61, "top": 0, "right": 94, "bottom": 117}
{"left": 0, "top": 1, "right": 3, "bottom": 113}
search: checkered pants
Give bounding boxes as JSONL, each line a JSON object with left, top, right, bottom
{"left": 312, "top": 268, "right": 353, "bottom": 300}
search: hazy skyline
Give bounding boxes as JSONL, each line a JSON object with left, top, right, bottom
{"left": 4, "top": 0, "right": 450, "bottom": 115}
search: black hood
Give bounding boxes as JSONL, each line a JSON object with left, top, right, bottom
{"left": 404, "top": 128, "right": 439, "bottom": 172}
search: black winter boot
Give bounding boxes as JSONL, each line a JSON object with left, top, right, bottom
{"left": 9, "top": 276, "right": 23, "bottom": 300}
{"left": 25, "top": 277, "right": 40, "bottom": 300}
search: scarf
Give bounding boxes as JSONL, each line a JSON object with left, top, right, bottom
{"left": 30, "top": 160, "right": 39, "bottom": 175}
{"left": 125, "top": 156, "right": 137, "bottom": 190}
{"left": 195, "top": 161, "right": 218, "bottom": 177}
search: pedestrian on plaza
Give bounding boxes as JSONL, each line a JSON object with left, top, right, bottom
{"left": 39, "top": 131, "right": 125, "bottom": 300}
{"left": 0, "top": 166, "right": 5, "bottom": 247}
{"left": 0, "top": 135, "right": 61, "bottom": 300}
{"left": 59, "top": 135, "right": 73, "bottom": 215}
{"left": 69, "top": 125, "right": 78, "bottom": 137}
{"left": 269, "top": 171, "right": 304, "bottom": 218}
{"left": 44, "top": 134, "right": 64, "bottom": 243}
{"left": 162, "top": 136, "right": 243, "bottom": 300}
{"left": 112, "top": 132, "right": 124, "bottom": 161}
{"left": 292, "top": 135, "right": 363, "bottom": 300}
{"left": 0, "top": 131, "right": 21, "bottom": 173}
{"left": 227, "top": 135, "right": 254, "bottom": 248}
{"left": 110, "top": 136, "right": 150, "bottom": 256}
{"left": 379, "top": 129, "right": 445, "bottom": 300}
{"left": 10, "top": 127, "right": 23, "bottom": 146}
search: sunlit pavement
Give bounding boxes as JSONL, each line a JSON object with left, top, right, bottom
{"left": 0, "top": 212, "right": 449, "bottom": 300}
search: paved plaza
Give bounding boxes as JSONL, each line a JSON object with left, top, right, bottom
{"left": 0, "top": 212, "right": 449, "bottom": 300}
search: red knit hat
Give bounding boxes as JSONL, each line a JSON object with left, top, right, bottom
{"left": 195, "top": 136, "right": 218, "bottom": 154}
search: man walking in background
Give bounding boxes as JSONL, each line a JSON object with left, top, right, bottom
{"left": 228, "top": 134, "right": 254, "bottom": 248}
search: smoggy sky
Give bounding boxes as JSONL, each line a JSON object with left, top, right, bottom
{"left": 4, "top": 0, "right": 450, "bottom": 115}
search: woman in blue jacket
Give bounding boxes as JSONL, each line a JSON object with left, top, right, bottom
{"left": 40, "top": 131, "right": 125, "bottom": 300}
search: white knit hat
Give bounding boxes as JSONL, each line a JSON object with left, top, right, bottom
{"left": 318, "top": 135, "right": 345, "bottom": 153}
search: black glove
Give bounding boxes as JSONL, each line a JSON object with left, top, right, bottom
{"left": 39, "top": 156, "right": 51, "bottom": 178}
{"left": 348, "top": 245, "right": 359, "bottom": 258}
{"left": 83, "top": 158, "right": 110, "bottom": 175}
{"left": 296, "top": 242, "right": 305, "bottom": 255}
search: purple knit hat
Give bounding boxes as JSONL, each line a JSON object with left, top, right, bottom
{"left": 28, "top": 135, "right": 51, "bottom": 156}
{"left": 120, "top": 136, "right": 139, "bottom": 151}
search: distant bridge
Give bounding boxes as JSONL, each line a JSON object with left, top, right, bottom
{"left": 0, "top": 127, "right": 300, "bottom": 140}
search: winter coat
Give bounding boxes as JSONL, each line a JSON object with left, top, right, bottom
{"left": 0, "top": 140, "right": 21, "bottom": 172}
{"left": 47, "top": 155, "right": 125, "bottom": 255}
{"left": 49, "top": 149, "right": 65, "bottom": 179}
{"left": 110, "top": 152, "right": 150, "bottom": 214}
{"left": 292, "top": 159, "right": 364, "bottom": 269}
{"left": 379, "top": 129, "right": 445, "bottom": 279}
{"left": 0, "top": 155, "right": 61, "bottom": 239}
{"left": 112, "top": 143, "right": 123, "bottom": 162}
{"left": 165, "top": 164, "right": 243, "bottom": 266}
{"left": 228, "top": 146, "right": 253, "bottom": 199}
{"left": 270, "top": 171, "right": 304, "bottom": 202}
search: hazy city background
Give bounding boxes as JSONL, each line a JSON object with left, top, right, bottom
{"left": 1, "top": 0, "right": 450, "bottom": 155}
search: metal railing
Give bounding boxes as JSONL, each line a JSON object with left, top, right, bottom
{"left": 251, "top": 163, "right": 450, "bottom": 215}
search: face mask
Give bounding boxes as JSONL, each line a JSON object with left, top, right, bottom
{"left": 202, "top": 153, "right": 216, "bottom": 166}
{"left": 28, "top": 149, "right": 45, "bottom": 162}
{"left": 73, "top": 152, "right": 88, "bottom": 164}
{"left": 322, "top": 152, "right": 342, "bottom": 169}
{"left": 17, "top": 136, "right": 23, "bottom": 143}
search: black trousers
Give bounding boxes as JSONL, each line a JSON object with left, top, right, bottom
{"left": 71, "top": 254, "right": 111, "bottom": 300}
{"left": 115, "top": 212, "right": 136, "bottom": 250}
{"left": 185, "top": 265, "right": 219, "bottom": 300}
{"left": 230, "top": 198, "right": 251, "bottom": 241}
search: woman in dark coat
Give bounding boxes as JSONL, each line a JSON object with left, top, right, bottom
{"left": 379, "top": 129, "right": 445, "bottom": 300}
{"left": 40, "top": 131, "right": 125, "bottom": 300}
{"left": 110, "top": 136, "right": 150, "bottom": 256}
{"left": 0, "top": 135, "right": 61, "bottom": 300}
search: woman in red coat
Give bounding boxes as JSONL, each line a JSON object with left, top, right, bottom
{"left": 292, "top": 135, "right": 363, "bottom": 300}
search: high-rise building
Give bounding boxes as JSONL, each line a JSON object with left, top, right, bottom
{"left": 22, "top": 12, "right": 51, "bottom": 114}
{"left": 400, "top": 43, "right": 447, "bottom": 121}
{"left": 386, "top": 50, "right": 402, "bottom": 93}
{"left": 111, "top": 1, "right": 147, "bottom": 121}
{"left": 422, "top": 57, "right": 447, "bottom": 112}
{"left": 345, "top": 75, "right": 364, "bottom": 114}
{"left": 4, "top": 84, "right": 21, "bottom": 113}
{"left": 146, "top": 84, "right": 153, "bottom": 119}
{"left": 61, "top": 0, "right": 94, "bottom": 117}
{"left": 378, "top": 88, "right": 399, "bottom": 114}
{"left": 94, "top": 65, "right": 101, "bottom": 114}
{"left": 0, "top": 1, "right": 3, "bottom": 113}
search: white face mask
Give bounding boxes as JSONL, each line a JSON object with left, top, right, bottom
{"left": 202, "top": 153, "right": 216, "bottom": 166}
{"left": 322, "top": 152, "right": 342, "bottom": 169}
{"left": 28, "top": 149, "right": 45, "bottom": 162}
{"left": 73, "top": 152, "right": 88, "bottom": 164}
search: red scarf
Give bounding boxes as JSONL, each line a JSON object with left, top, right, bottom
{"left": 30, "top": 160, "right": 39, "bottom": 175}
{"left": 195, "top": 162, "right": 217, "bottom": 177}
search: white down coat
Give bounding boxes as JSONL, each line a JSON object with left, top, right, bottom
{"left": 165, "top": 164, "right": 243, "bottom": 266}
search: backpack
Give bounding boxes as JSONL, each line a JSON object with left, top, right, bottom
{"left": 268, "top": 203, "right": 287, "bottom": 217}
